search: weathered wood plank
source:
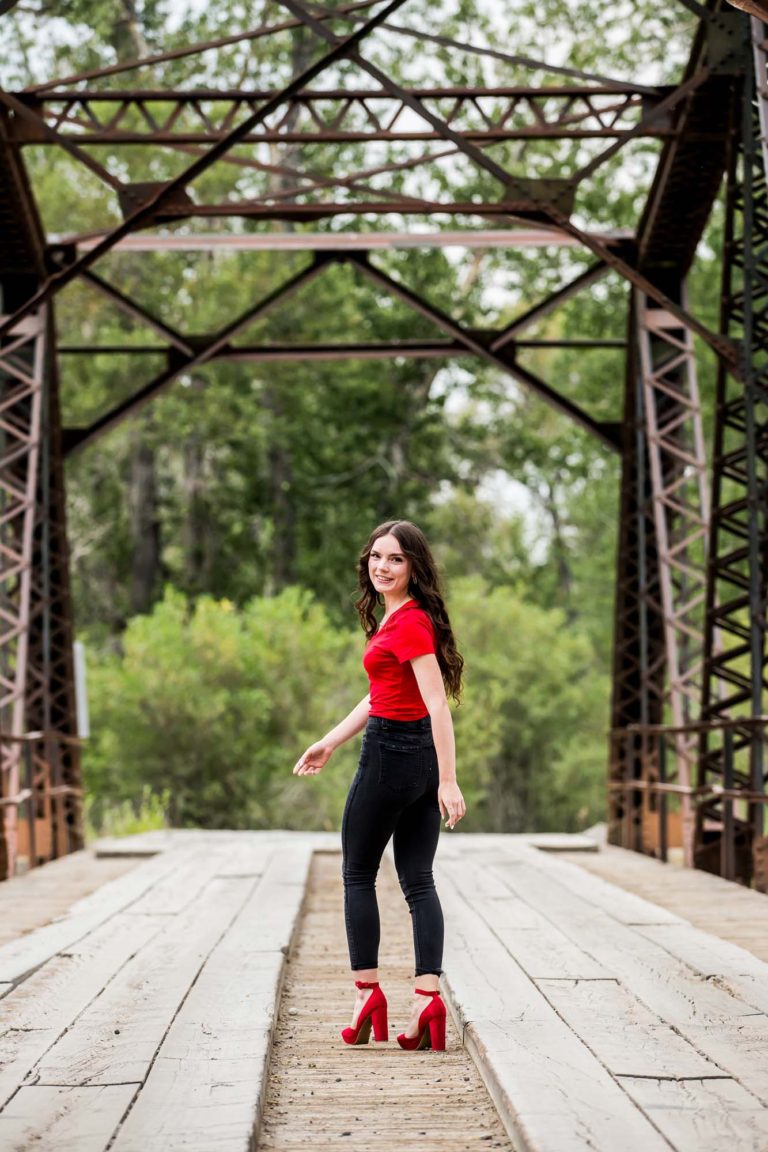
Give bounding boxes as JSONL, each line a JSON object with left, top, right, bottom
{"left": 31, "top": 874, "right": 256, "bottom": 1086}
{"left": 439, "top": 875, "right": 554, "bottom": 1024}
{"left": 0, "top": 1084, "right": 137, "bottom": 1152}
{"left": 110, "top": 954, "right": 281, "bottom": 1152}
{"left": 0, "top": 845, "right": 196, "bottom": 984}
{"left": 637, "top": 923, "right": 768, "bottom": 1015}
{"left": 501, "top": 847, "right": 684, "bottom": 926}
{"left": 440, "top": 853, "right": 609, "bottom": 978}
{"left": 110, "top": 843, "right": 314, "bottom": 1151}
{"left": 618, "top": 1076, "right": 768, "bottom": 1150}
{"left": 465, "top": 1017, "right": 671, "bottom": 1152}
{"left": 676, "top": 1019, "right": 768, "bottom": 1107}
{"left": 537, "top": 978, "right": 723, "bottom": 1078}
{"left": 0, "top": 913, "right": 165, "bottom": 1108}
{"left": 122, "top": 841, "right": 243, "bottom": 916}
{"left": 437, "top": 873, "right": 674, "bottom": 1151}
{"left": 492, "top": 860, "right": 759, "bottom": 1028}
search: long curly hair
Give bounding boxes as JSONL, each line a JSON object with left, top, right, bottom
{"left": 355, "top": 519, "right": 464, "bottom": 703}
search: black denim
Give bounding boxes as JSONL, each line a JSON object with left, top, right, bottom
{"left": 341, "top": 715, "right": 444, "bottom": 976}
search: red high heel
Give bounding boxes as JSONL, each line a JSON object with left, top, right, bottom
{"left": 341, "top": 980, "right": 389, "bottom": 1045}
{"left": 396, "top": 988, "right": 446, "bottom": 1051}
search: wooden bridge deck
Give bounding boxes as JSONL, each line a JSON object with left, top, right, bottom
{"left": 1, "top": 828, "right": 768, "bottom": 1151}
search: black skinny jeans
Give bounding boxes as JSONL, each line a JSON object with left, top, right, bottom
{"left": 341, "top": 715, "right": 444, "bottom": 977}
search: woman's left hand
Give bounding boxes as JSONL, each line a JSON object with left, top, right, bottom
{"left": 438, "top": 781, "right": 466, "bottom": 830}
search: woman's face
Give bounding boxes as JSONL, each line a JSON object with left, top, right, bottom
{"left": 368, "top": 533, "right": 413, "bottom": 600}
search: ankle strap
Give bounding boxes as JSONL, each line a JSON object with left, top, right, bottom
{"left": 415, "top": 987, "right": 441, "bottom": 997}
{"left": 355, "top": 980, "right": 379, "bottom": 989}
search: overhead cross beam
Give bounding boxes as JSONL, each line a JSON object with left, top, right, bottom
{"left": 0, "top": 0, "right": 411, "bottom": 341}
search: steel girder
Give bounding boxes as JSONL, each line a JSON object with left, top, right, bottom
{"left": 0, "top": 109, "right": 82, "bottom": 879}
{"left": 698, "top": 23, "right": 768, "bottom": 886}
{"left": 635, "top": 291, "right": 711, "bottom": 866}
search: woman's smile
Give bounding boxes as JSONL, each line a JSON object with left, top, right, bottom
{"left": 368, "top": 533, "right": 412, "bottom": 603}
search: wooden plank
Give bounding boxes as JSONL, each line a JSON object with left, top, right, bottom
{"left": 618, "top": 1076, "right": 768, "bottom": 1150}
{"left": 109, "top": 842, "right": 314, "bottom": 1150}
{"left": 519, "top": 834, "right": 599, "bottom": 853}
{"left": 637, "top": 923, "right": 768, "bottom": 1015}
{"left": 31, "top": 874, "right": 256, "bottom": 1086}
{"left": 0, "top": 845, "right": 196, "bottom": 984}
{"left": 465, "top": 1017, "right": 671, "bottom": 1152}
{"left": 437, "top": 874, "right": 674, "bottom": 1151}
{"left": 110, "top": 954, "right": 281, "bottom": 1152}
{"left": 0, "top": 1084, "right": 137, "bottom": 1152}
{"left": 537, "top": 978, "right": 724, "bottom": 1078}
{"left": 438, "top": 875, "right": 554, "bottom": 1024}
{"left": 507, "top": 848, "right": 684, "bottom": 926}
{"left": 492, "top": 860, "right": 760, "bottom": 1028}
{"left": 676, "top": 1019, "right": 768, "bottom": 1107}
{"left": 0, "top": 852, "right": 142, "bottom": 948}
{"left": 122, "top": 841, "right": 243, "bottom": 916}
{"left": 0, "top": 913, "right": 165, "bottom": 1108}
{"left": 440, "top": 853, "right": 609, "bottom": 977}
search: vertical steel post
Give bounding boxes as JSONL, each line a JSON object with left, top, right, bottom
{"left": 636, "top": 290, "right": 711, "bottom": 866}
{"left": 700, "top": 21, "right": 768, "bottom": 884}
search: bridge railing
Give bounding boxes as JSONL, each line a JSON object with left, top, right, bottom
{"left": 0, "top": 732, "right": 84, "bottom": 877}
{"left": 609, "top": 716, "right": 768, "bottom": 889}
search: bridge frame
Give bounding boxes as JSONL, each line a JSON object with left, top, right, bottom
{"left": 0, "top": 0, "right": 766, "bottom": 882}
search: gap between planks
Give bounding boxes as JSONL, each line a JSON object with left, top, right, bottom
{"left": 256, "top": 852, "right": 513, "bottom": 1152}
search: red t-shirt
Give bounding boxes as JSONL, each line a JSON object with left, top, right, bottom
{"left": 363, "top": 600, "right": 436, "bottom": 720}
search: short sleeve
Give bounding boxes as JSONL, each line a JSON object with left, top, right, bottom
{"left": 388, "top": 610, "right": 436, "bottom": 663}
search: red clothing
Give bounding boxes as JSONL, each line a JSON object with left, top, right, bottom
{"left": 363, "top": 599, "right": 436, "bottom": 720}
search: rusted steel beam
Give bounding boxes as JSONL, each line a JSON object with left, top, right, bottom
{"left": 12, "top": 86, "right": 681, "bottom": 145}
{"left": 550, "top": 209, "right": 740, "bottom": 368}
{"left": 114, "top": 198, "right": 574, "bottom": 222}
{"left": 0, "top": 91, "right": 124, "bottom": 193}
{"left": 635, "top": 289, "right": 712, "bottom": 867}
{"left": 62, "top": 257, "right": 331, "bottom": 455}
{"left": 571, "top": 67, "right": 712, "bottom": 183}
{"left": 345, "top": 14, "right": 662, "bottom": 94}
{"left": 25, "top": 0, "right": 382, "bottom": 93}
{"left": 347, "top": 252, "right": 621, "bottom": 450}
{"left": 491, "top": 262, "right": 610, "bottom": 352}
{"left": 638, "top": 3, "right": 743, "bottom": 277}
{"left": 60, "top": 229, "right": 633, "bottom": 252}
{"left": 57, "top": 337, "right": 625, "bottom": 358}
{"left": 0, "top": 0, "right": 411, "bottom": 343}
{"left": 80, "top": 271, "right": 194, "bottom": 356}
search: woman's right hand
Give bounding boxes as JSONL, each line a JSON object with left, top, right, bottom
{"left": 293, "top": 741, "right": 334, "bottom": 776}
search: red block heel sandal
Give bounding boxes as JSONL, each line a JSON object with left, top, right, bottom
{"left": 341, "top": 980, "right": 389, "bottom": 1045}
{"left": 396, "top": 988, "right": 446, "bottom": 1051}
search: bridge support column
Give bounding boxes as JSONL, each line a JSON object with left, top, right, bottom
{"left": 0, "top": 110, "right": 83, "bottom": 879}
{"left": 699, "top": 31, "right": 768, "bottom": 886}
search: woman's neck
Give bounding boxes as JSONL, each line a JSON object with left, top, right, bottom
{"left": 381, "top": 594, "right": 412, "bottom": 622}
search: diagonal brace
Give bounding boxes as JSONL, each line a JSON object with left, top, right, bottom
{"left": 347, "top": 252, "right": 621, "bottom": 450}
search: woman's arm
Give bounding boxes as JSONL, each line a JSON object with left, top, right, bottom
{"left": 410, "top": 654, "right": 466, "bottom": 829}
{"left": 293, "top": 694, "right": 370, "bottom": 775}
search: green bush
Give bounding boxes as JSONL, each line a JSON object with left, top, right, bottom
{"left": 450, "top": 577, "right": 609, "bottom": 832}
{"left": 82, "top": 586, "right": 365, "bottom": 831}
{"left": 82, "top": 581, "right": 609, "bottom": 834}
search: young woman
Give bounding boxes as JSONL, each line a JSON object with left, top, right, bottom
{"left": 294, "top": 519, "right": 465, "bottom": 1051}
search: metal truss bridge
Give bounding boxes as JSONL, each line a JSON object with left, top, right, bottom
{"left": 0, "top": 0, "right": 766, "bottom": 885}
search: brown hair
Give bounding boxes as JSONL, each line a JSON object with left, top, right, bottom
{"left": 355, "top": 519, "right": 464, "bottom": 703}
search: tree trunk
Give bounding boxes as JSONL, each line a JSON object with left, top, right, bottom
{"left": 128, "top": 416, "right": 161, "bottom": 615}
